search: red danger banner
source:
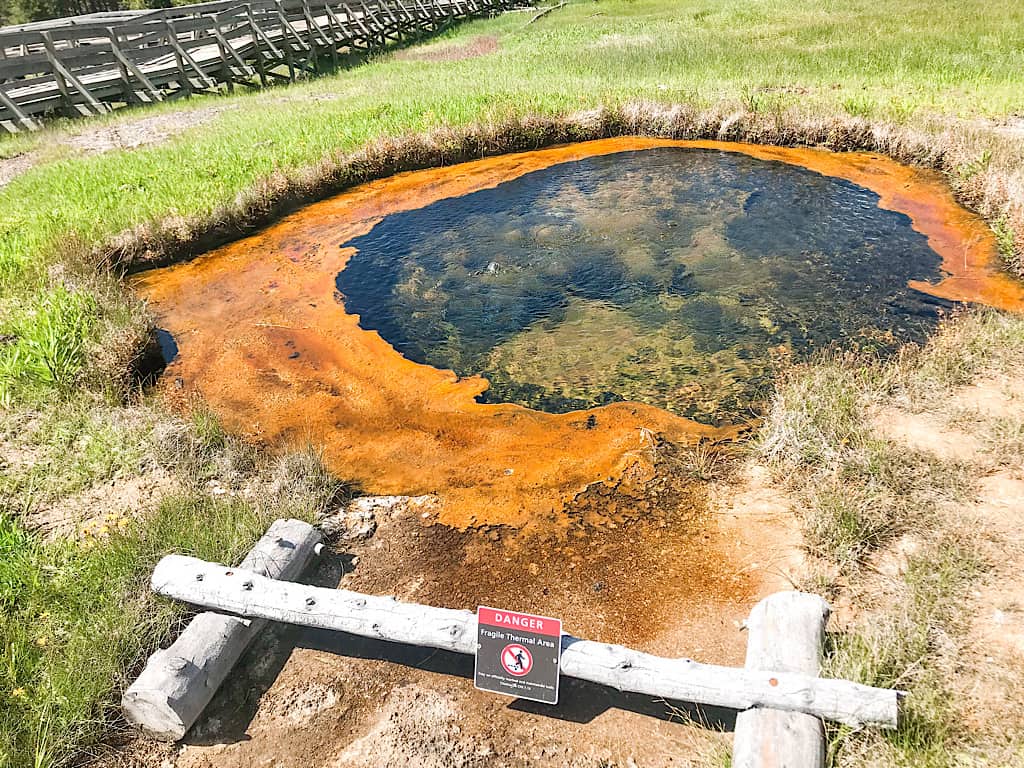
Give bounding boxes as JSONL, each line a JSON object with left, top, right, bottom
{"left": 477, "top": 607, "right": 561, "bottom": 637}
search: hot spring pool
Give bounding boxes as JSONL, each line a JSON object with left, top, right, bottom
{"left": 337, "top": 146, "right": 952, "bottom": 424}
{"left": 135, "top": 138, "right": 1022, "bottom": 527}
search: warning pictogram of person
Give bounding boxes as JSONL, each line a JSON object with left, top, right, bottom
{"left": 501, "top": 643, "right": 533, "bottom": 677}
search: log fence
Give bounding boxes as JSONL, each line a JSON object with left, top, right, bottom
{"left": 126, "top": 518, "right": 903, "bottom": 765}
{"left": 0, "top": 0, "right": 520, "bottom": 132}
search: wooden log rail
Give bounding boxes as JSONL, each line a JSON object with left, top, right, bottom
{"left": 123, "top": 519, "right": 323, "bottom": 741}
{"left": 0, "top": 0, "right": 522, "bottom": 132}
{"left": 149, "top": 553, "right": 903, "bottom": 731}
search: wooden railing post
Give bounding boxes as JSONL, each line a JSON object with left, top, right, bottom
{"left": 0, "top": 85, "right": 40, "bottom": 131}
{"left": 122, "top": 520, "right": 323, "bottom": 741}
{"left": 245, "top": 4, "right": 268, "bottom": 86}
{"left": 732, "top": 592, "right": 831, "bottom": 768}
{"left": 165, "top": 19, "right": 192, "bottom": 96}
{"left": 40, "top": 30, "right": 107, "bottom": 116}
{"left": 107, "top": 26, "right": 163, "bottom": 103}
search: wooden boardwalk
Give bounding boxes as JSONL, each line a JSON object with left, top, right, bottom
{"left": 0, "top": 0, "right": 519, "bottom": 132}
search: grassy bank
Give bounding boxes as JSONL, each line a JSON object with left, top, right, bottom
{"left": 1, "top": 0, "right": 1023, "bottom": 765}
{"left": 759, "top": 311, "right": 1024, "bottom": 766}
{"left": 0, "top": 401, "right": 346, "bottom": 766}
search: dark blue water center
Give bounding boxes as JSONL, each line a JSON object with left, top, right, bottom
{"left": 335, "top": 148, "right": 952, "bottom": 424}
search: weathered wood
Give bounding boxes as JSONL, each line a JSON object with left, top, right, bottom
{"left": 0, "top": 0, "right": 510, "bottom": 131}
{"left": 151, "top": 556, "right": 902, "bottom": 729}
{"left": 525, "top": 0, "right": 564, "bottom": 25}
{"left": 122, "top": 520, "right": 322, "bottom": 742}
{"left": 107, "top": 27, "right": 164, "bottom": 103}
{"left": 165, "top": 20, "right": 191, "bottom": 94}
{"left": 0, "top": 85, "right": 39, "bottom": 129}
{"left": 164, "top": 18, "right": 218, "bottom": 90}
{"left": 733, "top": 592, "right": 832, "bottom": 768}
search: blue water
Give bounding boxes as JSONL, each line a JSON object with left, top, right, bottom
{"left": 335, "top": 147, "right": 951, "bottom": 424}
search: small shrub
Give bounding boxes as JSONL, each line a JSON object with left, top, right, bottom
{"left": 267, "top": 444, "right": 351, "bottom": 518}
{"left": 841, "top": 93, "right": 873, "bottom": 119}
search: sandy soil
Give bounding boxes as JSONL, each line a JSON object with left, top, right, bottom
{"left": 393, "top": 35, "right": 500, "bottom": 62}
{"left": 0, "top": 151, "right": 38, "bottom": 188}
{"left": 873, "top": 378, "right": 1024, "bottom": 740}
{"left": 21, "top": 469, "right": 177, "bottom": 541}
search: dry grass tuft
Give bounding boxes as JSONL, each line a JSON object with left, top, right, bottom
{"left": 392, "top": 34, "right": 500, "bottom": 62}
{"left": 758, "top": 309, "right": 1024, "bottom": 766}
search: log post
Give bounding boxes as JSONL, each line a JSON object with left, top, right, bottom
{"left": 732, "top": 591, "right": 831, "bottom": 768}
{"left": 122, "top": 519, "right": 322, "bottom": 741}
{"left": 165, "top": 20, "right": 192, "bottom": 96}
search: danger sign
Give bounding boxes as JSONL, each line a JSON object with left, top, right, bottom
{"left": 475, "top": 606, "right": 561, "bottom": 704}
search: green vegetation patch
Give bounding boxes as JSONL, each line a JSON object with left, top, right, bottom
{"left": 0, "top": 433, "right": 346, "bottom": 768}
{"left": 0, "top": 1, "right": 1023, "bottom": 766}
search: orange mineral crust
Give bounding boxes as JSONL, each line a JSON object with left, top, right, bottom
{"left": 135, "top": 138, "right": 1023, "bottom": 530}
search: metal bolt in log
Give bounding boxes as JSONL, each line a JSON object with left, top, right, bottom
{"left": 122, "top": 518, "right": 322, "bottom": 741}
{"left": 732, "top": 591, "right": 833, "bottom": 768}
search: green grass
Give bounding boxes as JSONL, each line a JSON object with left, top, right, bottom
{"left": 758, "top": 311, "right": 1024, "bottom": 766}
{"left": 2, "top": 0, "right": 1024, "bottom": 403}
{"left": 1, "top": 403, "right": 154, "bottom": 518}
{"left": 0, "top": 436, "right": 345, "bottom": 768}
{"left": 1, "top": 0, "right": 1023, "bottom": 765}
{"left": 758, "top": 351, "right": 975, "bottom": 568}
{"left": 0, "top": 498, "right": 290, "bottom": 767}
{"left": 824, "top": 538, "right": 982, "bottom": 767}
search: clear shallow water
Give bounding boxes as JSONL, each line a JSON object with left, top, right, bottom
{"left": 336, "top": 147, "right": 952, "bottom": 424}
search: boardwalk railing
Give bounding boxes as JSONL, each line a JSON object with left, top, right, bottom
{"left": 0, "top": 0, "right": 520, "bottom": 132}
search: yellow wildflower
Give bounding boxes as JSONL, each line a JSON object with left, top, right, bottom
{"left": 97, "top": 525, "right": 110, "bottom": 536}
{"left": 35, "top": 637, "right": 47, "bottom": 647}
{"left": 11, "top": 687, "right": 26, "bottom": 699}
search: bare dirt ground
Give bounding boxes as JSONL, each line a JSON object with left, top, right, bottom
{"left": 393, "top": 35, "right": 500, "bottom": 63}
{"left": 95, "top": 457, "right": 804, "bottom": 768}
{"left": 21, "top": 469, "right": 178, "bottom": 541}
{"left": 90, "top": 365, "right": 1024, "bottom": 767}
{"left": 0, "top": 105, "right": 232, "bottom": 189}
{"left": 0, "top": 151, "right": 37, "bottom": 188}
